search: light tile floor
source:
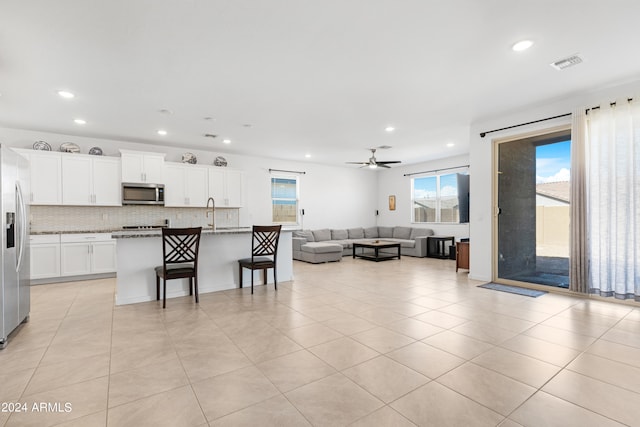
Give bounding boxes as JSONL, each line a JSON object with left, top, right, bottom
{"left": 1, "top": 256, "right": 640, "bottom": 426}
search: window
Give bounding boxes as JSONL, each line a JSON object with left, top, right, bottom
{"left": 412, "top": 171, "right": 468, "bottom": 223}
{"left": 271, "top": 176, "right": 299, "bottom": 224}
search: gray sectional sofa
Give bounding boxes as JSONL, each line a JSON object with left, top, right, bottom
{"left": 292, "top": 226, "right": 434, "bottom": 263}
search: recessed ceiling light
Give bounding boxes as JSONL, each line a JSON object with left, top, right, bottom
{"left": 222, "top": 139, "right": 231, "bottom": 144}
{"left": 385, "top": 126, "right": 395, "bottom": 132}
{"left": 512, "top": 40, "right": 534, "bottom": 52}
{"left": 305, "top": 154, "right": 311, "bottom": 158}
{"left": 74, "top": 119, "right": 86, "bottom": 125}
{"left": 57, "top": 90, "right": 75, "bottom": 99}
{"left": 157, "top": 130, "right": 167, "bottom": 136}
{"left": 446, "top": 143, "right": 455, "bottom": 147}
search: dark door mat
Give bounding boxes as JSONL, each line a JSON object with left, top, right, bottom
{"left": 503, "top": 272, "right": 569, "bottom": 288}
{"left": 478, "top": 282, "right": 547, "bottom": 298}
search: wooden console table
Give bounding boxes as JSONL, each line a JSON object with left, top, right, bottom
{"left": 456, "top": 242, "right": 469, "bottom": 272}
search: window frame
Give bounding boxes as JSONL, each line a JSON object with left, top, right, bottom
{"left": 411, "top": 168, "right": 468, "bottom": 224}
{"left": 270, "top": 174, "right": 300, "bottom": 225}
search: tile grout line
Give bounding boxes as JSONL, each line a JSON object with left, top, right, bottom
{"left": 485, "top": 301, "right": 636, "bottom": 425}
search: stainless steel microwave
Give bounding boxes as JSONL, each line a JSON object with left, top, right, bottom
{"left": 122, "top": 183, "right": 164, "bottom": 205}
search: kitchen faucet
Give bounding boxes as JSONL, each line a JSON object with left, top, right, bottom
{"left": 206, "top": 197, "right": 215, "bottom": 229}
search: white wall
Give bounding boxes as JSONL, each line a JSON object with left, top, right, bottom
{"left": 0, "top": 127, "right": 377, "bottom": 230}
{"left": 469, "top": 78, "right": 640, "bottom": 281}
{"left": 376, "top": 154, "right": 470, "bottom": 240}
{"left": 237, "top": 156, "right": 378, "bottom": 229}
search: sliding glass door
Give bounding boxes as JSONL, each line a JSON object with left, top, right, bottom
{"left": 495, "top": 129, "right": 571, "bottom": 288}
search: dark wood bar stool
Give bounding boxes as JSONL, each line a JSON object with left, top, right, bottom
{"left": 155, "top": 227, "right": 202, "bottom": 308}
{"left": 238, "top": 225, "right": 282, "bottom": 294}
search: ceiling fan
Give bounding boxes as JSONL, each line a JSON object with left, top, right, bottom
{"left": 346, "top": 148, "right": 401, "bottom": 169}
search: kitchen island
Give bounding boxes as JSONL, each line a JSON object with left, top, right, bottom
{"left": 112, "top": 227, "right": 293, "bottom": 305}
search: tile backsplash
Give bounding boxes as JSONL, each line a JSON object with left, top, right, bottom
{"left": 30, "top": 205, "right": 240, "bottom": 233}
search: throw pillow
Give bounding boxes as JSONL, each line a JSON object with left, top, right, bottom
{"left": 331, "top": 229, "right": 348, "bottom": 240}
{"left": 312, "top": 229, "right": 332, "bottom": 242}
{"left": 347, "top": 228, "right": 365, "bottom": 239}
{"left": 293, "top": 230, "right": 315, "bottom": 242}
{"left": 409, "top": 228, "right": 433, "bottom": 239}
{"left": 363, "top": 227, "right": 378, "bottom": 238}
{"left": 393, "top": 226, "right": 412, "bottom": 240}
{"left": 378, "top": 226, "right": 393, "bottom": 238}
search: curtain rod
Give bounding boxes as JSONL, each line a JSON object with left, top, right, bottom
{"left": 404, "top": 165, "right": 469, "bottom": 177}
{"left": 585, "top": 97, "right": 634, "bottom": 114}
{"left": 479, "top": 113, "right": 571, "bottom": 138}
{"left": 269, "top": 168, "right": 306, "bottom": 174}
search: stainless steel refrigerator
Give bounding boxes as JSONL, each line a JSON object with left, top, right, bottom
{"left": 0, "top": 145, "right": 30, "bottom": 349}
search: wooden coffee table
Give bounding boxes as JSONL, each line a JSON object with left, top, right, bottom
{"left": 352, "top": 240, "right": 401, "bottom": 262}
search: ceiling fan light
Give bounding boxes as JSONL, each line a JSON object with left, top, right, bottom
{"left": 369, "top": 163, "right": 377, "bottom": 169}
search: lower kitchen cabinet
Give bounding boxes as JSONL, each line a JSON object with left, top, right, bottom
{"left": 90, "top": 241, "right": 118, "bottom": 273}
{"left": 61, "top": 234, "right": 117, "bottom": 277}
{"left": 30, "top": 235, "right": 61, "bottom": 279}
{"left": 30, "top": 233, "right": 117, "bottom": 280}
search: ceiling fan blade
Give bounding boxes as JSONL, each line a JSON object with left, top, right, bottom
{"left": 378, "top": 164, "right": 391, "bottom": 168}
{"left": 346, "top": 162, "right": 369, "bottom": 165}
{"left": 376, "top": 160, "right": 401, "bottom": 165}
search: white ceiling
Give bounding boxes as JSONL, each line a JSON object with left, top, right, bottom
{"left": 2, "top": 1, "right": 640, "bottom": 167}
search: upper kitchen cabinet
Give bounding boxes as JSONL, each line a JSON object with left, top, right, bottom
{"left": 164, "top": 162, "right": 208, "bottom": 207}
{"left": 62, "top": 155, "right": 121, "bottom": 206}
{"left": 208, "top": 168, "right": 244, "bottom": 207}
{"left": 120, "top": 149, "right": 165, "bottom": 184}
{"left": 14, "top": 149, "right": 62, "bottom": 205}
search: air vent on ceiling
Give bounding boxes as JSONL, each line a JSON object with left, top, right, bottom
{"left": 550, "top": 54, "right": 583, "bottom": 70}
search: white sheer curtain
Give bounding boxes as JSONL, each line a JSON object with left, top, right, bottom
{"left": 586, "top": 99, "right": 640, "bottom": 301}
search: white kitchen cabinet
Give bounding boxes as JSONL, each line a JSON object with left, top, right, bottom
{"left": 164, "top": 164, "right": 185, "bottom": 206}
{"left": 208, "top": 168, "right": 244, "bottom": 207}
{"left": 164, "top": 163, "right": 208, "bottom": 207}
{"left": 224, "top": 169, "right": 244, "bottom": 207}
{"left": 62, "top": 155, "right": 121, "bottom": 206}
{"left": 93, "top": 157, "right": 122, "bottom": 205}
{"left": 60, "top": 242, "right": 92, "bottom": 276}
{"left": 30, "top": 235, "right": 61, "bottom": 279}
{"left": 60, "top": 233, "right": 117, "bottom": 277}
{"left": 91, "top": 241, "right": 118, "bottom": 273}
{"left": 208, "top": 168, "right": 225, "bottom": 203}
{"left": 20, "top": 150, "right": 62, "bottom": 205}
{"left": 120, "top": 149, "right": 165, "bottom": 184}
